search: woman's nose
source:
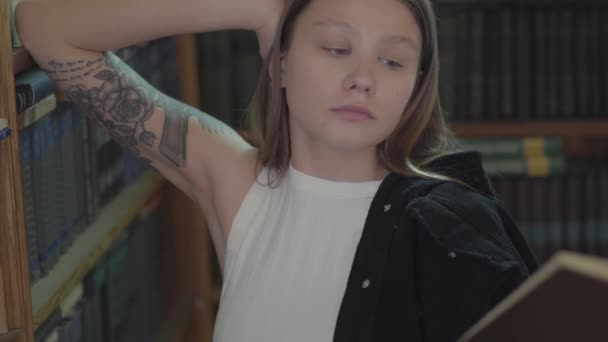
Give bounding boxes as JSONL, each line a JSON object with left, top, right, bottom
{"left": 343, "top": 62, "right": 376, "bottom": 96}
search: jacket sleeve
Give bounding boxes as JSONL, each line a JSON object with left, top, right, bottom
{"left": 407, "top": 184, "right": 535, "bottom": 341}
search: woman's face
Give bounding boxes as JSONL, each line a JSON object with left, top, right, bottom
{"left": 281, "top": 0, "right": 422, "bottom": 153}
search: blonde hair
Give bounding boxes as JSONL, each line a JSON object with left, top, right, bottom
{"left": 249, "top": 0, "right": 459, "bottom": 185}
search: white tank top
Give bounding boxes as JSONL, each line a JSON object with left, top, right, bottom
{"left": 213, "top": 164, "right": 382, "bottom": 342}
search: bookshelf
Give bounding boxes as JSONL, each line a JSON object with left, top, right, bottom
{"left": 1, "top": 1, "right": 218, "bottom": 339}
{"left": 0, "top": 4, "right": 33, "bottom": 342}
{"left": 451, "top": 120, "right": 608, "bottom": 138}
{"left": 30, "top": 170, "right": 162, "bottom": 328}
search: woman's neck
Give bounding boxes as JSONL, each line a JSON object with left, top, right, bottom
{"left": 290, "top": 145, "right": 389, "bottom": 182}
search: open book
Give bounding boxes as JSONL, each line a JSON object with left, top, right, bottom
{"left": 458, "top": 251, "right": 608, "bottom": 341}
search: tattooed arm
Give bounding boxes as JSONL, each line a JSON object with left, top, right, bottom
{"left": 39, "top": 49, "right": 252, "bottom": 198}
{"left": 13, "top": 0, "right": 283, "bottom": 195}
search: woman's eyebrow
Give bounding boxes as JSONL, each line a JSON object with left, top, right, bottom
{"left": 312, "top": 20, "right": 419, "bottom": 52}
{"left": 312, "top": 20, "right": 356, "bottom": 32}
{"left": 381, "top": 35, "right": 420, "bottom": 52}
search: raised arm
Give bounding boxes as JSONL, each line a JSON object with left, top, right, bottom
{"left": 14, "top": 0, "right": 281, "bottom": 202}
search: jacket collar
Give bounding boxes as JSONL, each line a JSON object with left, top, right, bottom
{"left": 421, "top": 150, "right": 494, "bottom": 197}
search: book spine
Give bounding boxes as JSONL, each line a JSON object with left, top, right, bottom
{"left": 87, "top": 121, "right": 100, "bottom": 222}
{"left": 58, "top": 104, "right": 79, "bottom": 250}
{"left": 574, "top": 8, "right": 590, "bottom": 119}
{"left": 0, "top": 127, "right": 11, "bottom": 142}
{"left": 17, "top": 94, "right": 58, "bottom": 130}
{"left": 32, "top": 117, "right": 50, "bottom": 275}
{"left": 582, "top": 163, "right": 599, "bottom": 255}
{"left": 515, "top": 176, "right": 535, "bottom": 259}
{"left": 603, "top": 7, "right": 608, "bottom": 118}
{"left": 483, "top": 155, "right": 565, "bottom": 176}
{"left": 15, "top": 69, "right": 55, "bottom": 113}
{"left": 514, "top": 6, "right": 531, "bottom": 121}
{"left": 599, "top": 165, "right": 608, "bottom": 257}
{"left": 560, "top": 7, "right": 575, "bottom": 119}
{"left": 469, "top": 6, "right": 484, "bottom": 121}
{"left": 500, "top": 5, "right": 514, "bottom": 121}
{"left": 19, "top": 128, "right": 40, "bottom": 281}
{"left": 69, "top": 107, "right": 87, "bottom": 233}
{"left": 546, "top": 8, "right": 560, "bottom": 120}
{"left": 532, "top": 8, "right": 547, "bottom": 120}
{"left": 530, "top": 177, "right": 548, "bottom": 261}
{"left": 48, "top": 110, "right": 64, "bottom": 269}
{"left": 459, "top": 137, "right": 562, "bottom": 159}
{"left": 563, "top": 164, "right": 583, "bottom": 254}
{"left": 588, "top": 7, "right": 602, "bottom": 118}
{"left": 546, "top": 175, "right": 563, "bottom": 258}
{"left": 484, "top": 6, "right": 501, "bottom": 119}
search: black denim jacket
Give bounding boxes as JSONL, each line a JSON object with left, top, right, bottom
{"left": 333, "top": 151, "right": 539, "bottom": 342}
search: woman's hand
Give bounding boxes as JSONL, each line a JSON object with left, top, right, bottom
{"left": 253, "top": 0, "right": 285, "bottom": 59}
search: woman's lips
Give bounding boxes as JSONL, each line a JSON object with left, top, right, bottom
{"left": 330, "top": 105, "right": 376, "bottom": 121}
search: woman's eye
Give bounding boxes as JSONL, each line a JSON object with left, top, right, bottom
{"left": 323, "top": 47, "right": 351, "bottom": 56}
{"left": 380, "top": 58, "right": 403, "bottom": 69}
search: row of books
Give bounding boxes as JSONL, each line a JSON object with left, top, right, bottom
{"left": 34, "top": 206, "right": 164, "bottom": 342}
{"left": 436, "top": 3, "right": 608, "bottom": 121}
{"left": 16, "top": 38, "right": 180, "bottom": 281}
{"left": 457, "top": 136, "right": 566, "bottom": 177}
{"left": 492, "top": 160, "right": 608, "bottom": 264}
{"left": 19, "top": 101, "right": 148, "bottom": 281}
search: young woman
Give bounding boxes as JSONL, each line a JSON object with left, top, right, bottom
{"left": 16, "top": 0, "right": 538, "bottom": 340}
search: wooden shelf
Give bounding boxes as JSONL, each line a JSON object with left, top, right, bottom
{"left": 0, "top": 330, "right": 21, "bottom": 342}
{"left": 450, "top": 120, "right": 608, "bottom": 138}
{"left": 30, "top": 170, "right": 163, "bottom": 329}
{"left": 12, "top": 48, "right": 34, "bottom": 75}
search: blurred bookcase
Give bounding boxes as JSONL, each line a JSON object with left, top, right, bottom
{"left": 1, "top": 2, "right": 219, "bottom": 341}
{"left": 435, "top": 0, "right": 608, "bottom": 264}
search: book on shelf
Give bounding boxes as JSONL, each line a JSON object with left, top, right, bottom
{"left": 491, "top": 161, "right": 608, "bottom": 264}
{"left": 17, "top": 93, "right": 58, "bottom": 130}
{"left": 15, "top": 69, "right": 56, "bottom": 113}
{"left": 34, "top": 206, "right": 164, "bottom": 342}
{"left": 19, "top": 126, "right": 40, "bottom": 280}
{"left": 458, "top": 251, "right": 608, "bottom": 342}
{"left": 436, "top": 3, "right": 607, "bottom": 122}
{"left": 482, "top": 155, "right": 565, "bottom": 177}
{"left": 0, "top": 119, "right": 10, "bottom": 143}
{"left": 19, "top": 37, "right": 176, "bottom": 285}
{"left": 457, "top": 137, "right": 562, "bottom": 159}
